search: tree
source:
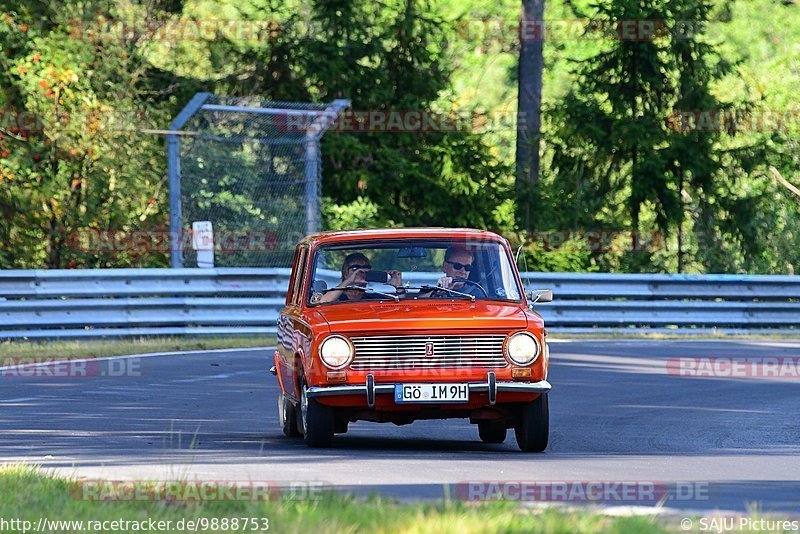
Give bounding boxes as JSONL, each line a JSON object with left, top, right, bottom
{"left": 0, "top": 3, "right": 181, "bottom": 268}
{"left": 553, "top": 1, "right": 680, "bottom": 264}
{"left": 664, "top": 0, "right": 729, "bottom": 272}
{"left": 223, "top": 0, "right": 512, "bottom": 229}
{"left": 515, "top": 0, "right": 545, "bottom": 231}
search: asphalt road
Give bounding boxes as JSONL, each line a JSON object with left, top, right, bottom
{"left": 2, "top": 340, "right": 799, "bottom": 513}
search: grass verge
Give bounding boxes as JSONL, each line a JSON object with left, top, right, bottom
{"left": 0, "top": 336, "right": 275, "bottom": 362}
{"left": 0, "top": 466, "right": 670, "bottom": 534}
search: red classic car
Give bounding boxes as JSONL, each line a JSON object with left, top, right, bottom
{"left": 271, "top": 228, "right": 552, "bottom": 451}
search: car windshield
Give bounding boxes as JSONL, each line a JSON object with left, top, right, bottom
{"left": 306, "top": 239, "right": 522, "bottom": 305}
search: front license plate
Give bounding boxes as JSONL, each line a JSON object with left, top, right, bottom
{"left": 394, "top": 383, "right": 469, "bottom": 403}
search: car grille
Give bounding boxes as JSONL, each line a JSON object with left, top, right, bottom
{"left": 349, "top": 334, "right": 508, "bottom": 370}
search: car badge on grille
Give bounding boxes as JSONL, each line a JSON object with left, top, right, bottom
{"left": 425, "top": 342, "right": 434, "bottom": 357}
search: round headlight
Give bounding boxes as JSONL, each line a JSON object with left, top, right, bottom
{"left": 505, "top": 332, "right": 541, "bottom": 366}
{"left": 319, "top": 335, "right": 353, "bottom": 369}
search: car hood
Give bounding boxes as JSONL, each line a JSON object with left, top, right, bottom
{"left": 314, "top": 301, "right": 530, "bottom": 334}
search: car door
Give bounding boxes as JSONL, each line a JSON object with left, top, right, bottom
{"left": 277, "top": 244, "right": 310, "bottom": 401}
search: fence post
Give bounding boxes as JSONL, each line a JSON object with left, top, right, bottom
{"left": 304, "top": 133, "right": 320, "bottom": 236}
{"left": 304, "top": 99, "right": 351, "bottom": 237}
{"left": 167, "top": 135, "right": 182, "bottom": 268}
{"left": 167, "top": 92, "right": 212, "bottom": 268}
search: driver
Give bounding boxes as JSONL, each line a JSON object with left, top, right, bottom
{"left": 438, "top": 246, "right": 478, "bottom": 293}
{"left": 419, "top": 246, "right": 482, "bottom": 298}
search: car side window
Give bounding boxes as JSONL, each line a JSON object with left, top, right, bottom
{"left": 291, "top": 246, "right": 309, "bottom": 306}
{"left": 286, "top": 246, "right": 308, "bottom": 306}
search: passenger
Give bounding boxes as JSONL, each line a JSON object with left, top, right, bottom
{"left": 319, "top": 253, "right": 403, "bottom": 303}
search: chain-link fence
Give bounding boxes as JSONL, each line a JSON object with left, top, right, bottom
{"left": 168, "top": 94, "right": 349, "bottom": 268}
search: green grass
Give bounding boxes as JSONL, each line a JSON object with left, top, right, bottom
{"left": 0, "top": 336, "right": 275, "bottom": 362}
{"left": 0, "top": 466, "right": 670, "bottom": 534}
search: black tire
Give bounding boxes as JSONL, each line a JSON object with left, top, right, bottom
{"left": 478, "top": 422, "right": 507, "bottom": 444}
{"left": 300, "top": 379, "right": 335, "bottom": 448}
{"left": 334, "top": 418, "right": 349, "bottom": 434}
{"left": 514, "top": 393, "right": 549, "bottom": 452}
{"left": 279, "top": 392, "right": 301, "bottom": 437}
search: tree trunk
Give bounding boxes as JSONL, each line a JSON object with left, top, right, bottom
{"left": 46, "top": 218, "right": 62, "bottom": 269}
{"left": 631, "top": 148, "right": 639, "bottom": 254}
{"left": 515, "top": 0, "right": 545, "bottom": 230}
{"left": 678, "top": 167, "right": 684, "bottom": 273}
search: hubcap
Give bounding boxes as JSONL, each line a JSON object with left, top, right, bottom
{"left": 300, "top": 384, "right": 309, "bottom": 434}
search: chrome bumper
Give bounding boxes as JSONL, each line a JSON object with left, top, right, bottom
{"left": 306, "top": 372, "right": 550, "bottom": 407}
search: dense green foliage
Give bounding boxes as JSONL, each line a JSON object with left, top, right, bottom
{"left": 1, "top": 0, "right": 798, "bottom": 273}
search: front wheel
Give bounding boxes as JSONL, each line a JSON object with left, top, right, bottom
{"left": 300, "top": 379, "right": 335, "bottom": 448}
{"left": 514, "top": 393, "right": 549, "bottom": 452}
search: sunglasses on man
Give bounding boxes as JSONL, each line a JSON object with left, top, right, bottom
{"left": 445, "top": 260, "right": 473, "bottom": 271}
{"left": 348, "top": 264, "right": 372, "bottom": 271}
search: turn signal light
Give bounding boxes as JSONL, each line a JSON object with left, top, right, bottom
{"left": 511, "top": 367, "right": 532, "bottom": 380}
{"left": 326, "top": 371, "right": 347, "bottom": 383}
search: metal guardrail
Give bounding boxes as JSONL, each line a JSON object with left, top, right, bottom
{"left": 0, "top": 269, "right": 798, "bottom": 339}
{"left": 520, "top": 272, "right": 800, "bottom": 333}
{"left": 0, "top": 269, "right": 287, "bottom": 339}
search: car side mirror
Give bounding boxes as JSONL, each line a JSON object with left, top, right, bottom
{"left": 528, "top": 289, "right": 553, "bottom": 305}
{"left": 311, "top": 280, "right": 328, "bottom": 293}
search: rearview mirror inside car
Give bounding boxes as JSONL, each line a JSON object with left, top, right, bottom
{"left": 397, "top": 247, "right": 427, "bottom": 258}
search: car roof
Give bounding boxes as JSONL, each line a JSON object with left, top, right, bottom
{"left": 300, "top": 228, "right": 508, "bottom": 247}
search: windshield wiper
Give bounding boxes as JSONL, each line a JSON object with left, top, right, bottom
{"left": 408, "top": 285, "right": 476, "bottom": 302}
{"left": 320, "top": 285, "right": 399, "bottom": 302}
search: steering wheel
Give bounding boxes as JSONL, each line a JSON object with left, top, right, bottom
{"left": 452, "top": 277, "right": 488, "bottom": 297}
